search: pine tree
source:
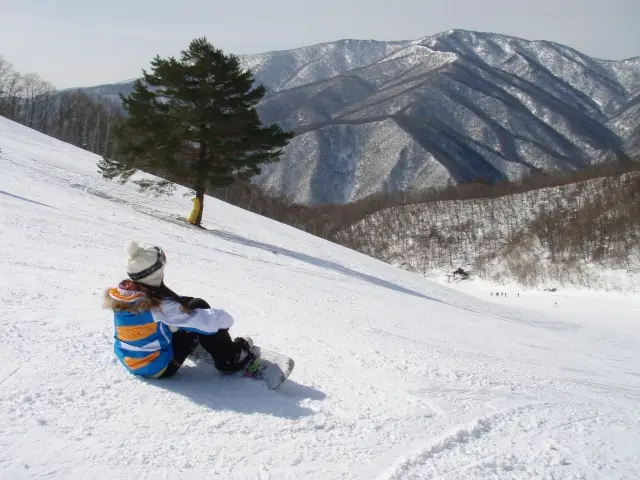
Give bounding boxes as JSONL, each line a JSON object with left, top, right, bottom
{"left": 98, "top": 37, "right": 293, "bottom": 226}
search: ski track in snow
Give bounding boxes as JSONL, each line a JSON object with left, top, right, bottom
{"left": 1, "top": 116, "right": 640, "bottom": 479}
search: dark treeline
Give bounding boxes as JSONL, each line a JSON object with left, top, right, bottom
{"left": 0, "top": 56, "right": 123, "bottom": 158}
{"left": 208, "top": 161, "right": 640, "bottom": 241}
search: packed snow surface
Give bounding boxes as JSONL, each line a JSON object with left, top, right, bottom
{"left": 1, "top": 116, "right": 639, "bottom": 479}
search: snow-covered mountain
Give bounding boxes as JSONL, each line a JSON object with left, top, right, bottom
{"left": 241, "top": 38, "right": 411, "bottom": 93}
{"left": 84, "top": 30, "right": 640, "bottom": 204}
{"left": 2, "top": 116, "right": 640, "bottom": 479}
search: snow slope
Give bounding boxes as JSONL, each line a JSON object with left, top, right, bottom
{"left": 1, "top": 117, "right": 639, "bottom": 479}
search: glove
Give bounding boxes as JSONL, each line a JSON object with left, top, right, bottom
{"left": 179, "top": 296, "right": 210, "bottom": 310}
{"left": 187, "top": 297, "right": 210, "bottom": 310}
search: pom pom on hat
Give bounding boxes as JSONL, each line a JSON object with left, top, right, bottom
{"left": 125, "top": 240, "right": 140, "bottom": 260}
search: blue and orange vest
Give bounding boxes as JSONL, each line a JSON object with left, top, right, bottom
{"left": 110, "top": 288, "right": 174, "bottom": 377}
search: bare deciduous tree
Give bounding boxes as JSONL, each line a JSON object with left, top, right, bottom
{"left": 333, "top": 162, "right": 640, "bottom": 291}
{"left": 0, "top": 58, "right": 123, "bottom": 160}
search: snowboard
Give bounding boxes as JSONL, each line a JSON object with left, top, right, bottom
{"left": 245, "top": 347, "right": 295, "bottom": 390}
{"left": 189, "top": 344, "right": 294, "bottom": 390}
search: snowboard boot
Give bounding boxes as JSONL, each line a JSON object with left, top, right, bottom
{"left": 211, "top": 336, "right": 256, "bottom": 375}
{"left": 237, "top": 336, "right": 253, "bottom": 352}
{"left": 234, "top": 337, "right": 265, "bottom": 378}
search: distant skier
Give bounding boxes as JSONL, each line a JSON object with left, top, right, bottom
{"left": 104, "top": 240, "right": 259, "bottom": 379}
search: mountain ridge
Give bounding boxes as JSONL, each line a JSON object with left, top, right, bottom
{"left": 82, "top": 29, "right": 640, "bottom": 204}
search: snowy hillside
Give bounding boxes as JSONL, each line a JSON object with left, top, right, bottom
{"left": 83, "top": 29, "right": 640, "bottom": 204}
{"left": 1, "top": 118, "right": 640, "bottom": 479}
{"left": 338, "top": 171, "right": 640, "bottom": 292}
{"left": 240, "top": 39, "right": 411, "bottom": 93}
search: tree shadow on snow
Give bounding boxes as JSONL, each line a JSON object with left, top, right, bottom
{"left": 0, "top": 190, "right": 58, "bottom": 209}
{"left": 144, "top": 363, "right": 326, "bottom": 419}
{"left": 206, "top": 228, "right": 442, "bottom": 304}
{"left": 195, "top": 228, "right": 582, "bottom": 331}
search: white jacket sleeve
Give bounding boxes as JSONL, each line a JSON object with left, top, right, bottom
{"left": 151, "top": 299, "right": 234, "bottom": 334}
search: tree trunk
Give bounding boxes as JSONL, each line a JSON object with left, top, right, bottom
{"left": 193, "top": 132, "right": 208, "bottom": 227}
{"left": 194, "top": 187, "right": 205, "bottom": 227}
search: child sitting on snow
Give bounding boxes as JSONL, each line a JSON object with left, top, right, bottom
{"left": 104, "top": 240, "right": 258, "bottom": 379}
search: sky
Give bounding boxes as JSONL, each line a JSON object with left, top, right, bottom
{"left": 1, "top": 0, "right": 639, "bottom": 89}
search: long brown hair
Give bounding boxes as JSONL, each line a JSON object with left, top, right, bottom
{"left": 145, "top": 283, "right": 187, "bottom": 307}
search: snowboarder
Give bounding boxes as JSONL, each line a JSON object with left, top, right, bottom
{"left": 104, "top": 240, "right": 259, "bottom": 379}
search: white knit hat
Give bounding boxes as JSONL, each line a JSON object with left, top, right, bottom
{"left": 124, "top": 240, "right": 167, "bottom": 287}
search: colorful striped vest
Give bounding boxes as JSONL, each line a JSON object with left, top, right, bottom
{"left": 110, "top": 288, "right": 174, "bottom": 377}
